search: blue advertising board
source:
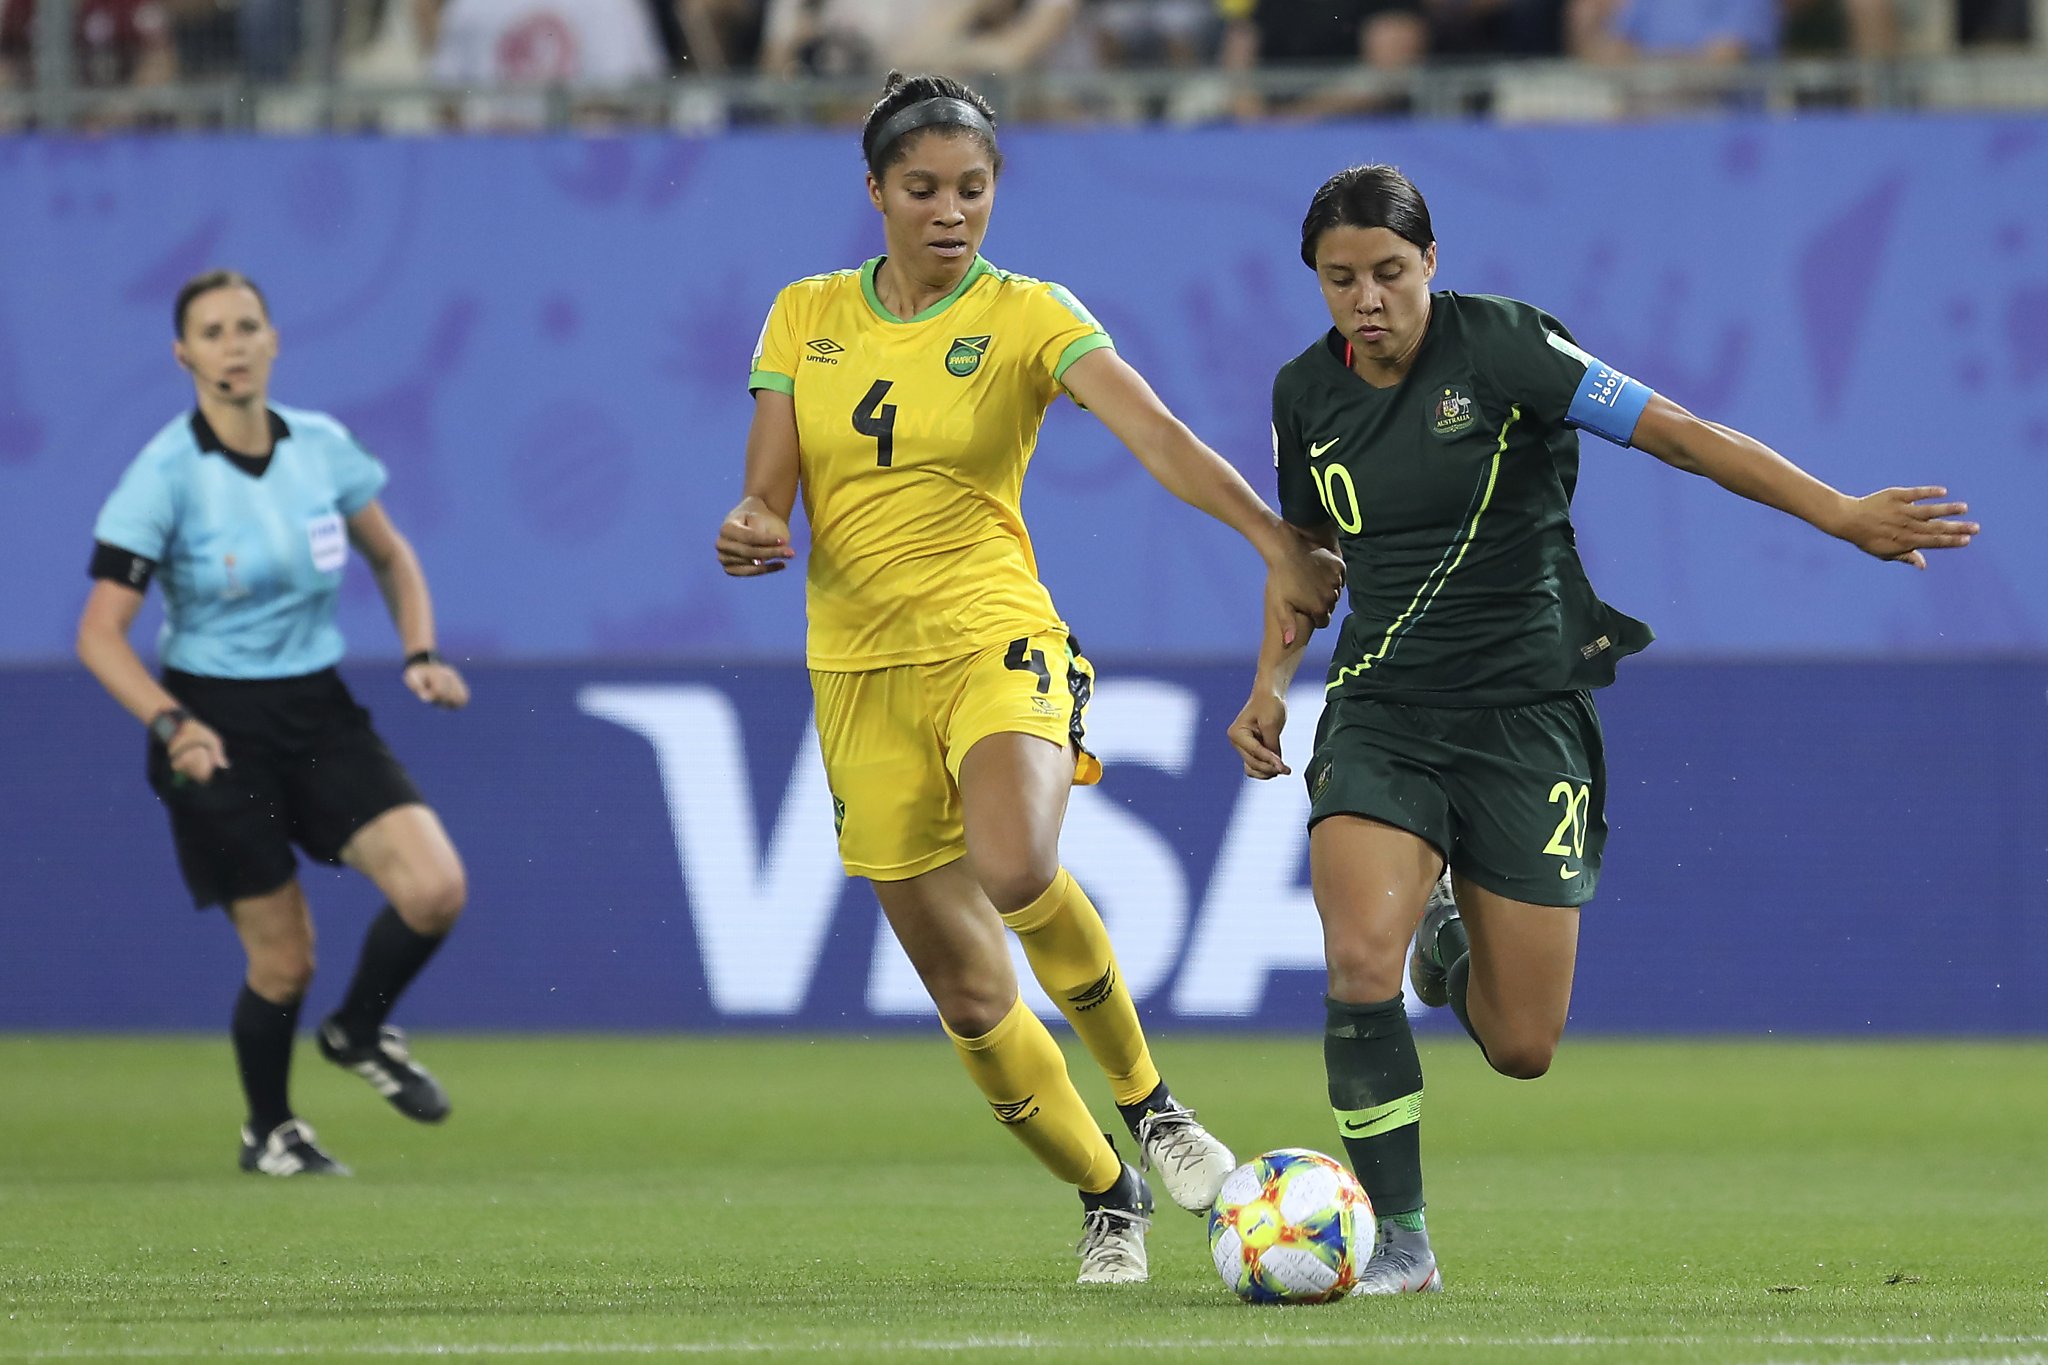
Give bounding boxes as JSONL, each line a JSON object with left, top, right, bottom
{"left": 3, "top": 658, "right": 2042, "bottom": 1034}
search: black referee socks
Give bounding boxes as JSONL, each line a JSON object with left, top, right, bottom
{"left": 329, "top": 905, "right": 446, "bottom": 1044}
{"left": 232, "top": 984, "right": 301, "bottom": 1136}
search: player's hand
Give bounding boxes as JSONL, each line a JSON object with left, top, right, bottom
{"left": 167, "top": 719, "right": 229, "bottom": 786}
{"left": 717, "top": 500, "right": 795, "bottom": 576}
{"left": 1265, "top": 543, "right": 1344, "bottom": 644}
{"left": 405, "top": 659, "right": 470, "bottom": 709}
{"left": 1228, "top": 690, "right": 1290, "bottom": 779}
{"left": 1835, "top": 487, "right": 1978, "bottom": 569}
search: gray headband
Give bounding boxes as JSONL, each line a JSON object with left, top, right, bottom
{"left": 866, "top": 96, "right": 997, "bottom": 172}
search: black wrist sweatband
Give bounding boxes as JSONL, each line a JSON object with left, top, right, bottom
{"left": 404, "top": 649, "right": 443, "bottom": 669}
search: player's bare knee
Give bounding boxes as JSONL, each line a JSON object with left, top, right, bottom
{"left": 935, "top": 985, "right": 1013, "bottom": 1039}
{"left": 393, "top": 865, "right": 466, "bottom": 935}
{"left": 978, "top": 860, "right": 1059, "bottom": 917}
{"left": 1324, "top": 943, "right": 1402, "bottom": 1005}
{"left": 1486, "top": 1039, "right": 1558, "bottom": 1081}
{"left": 248, "top": 952, "right": 314, "bottom": 1002}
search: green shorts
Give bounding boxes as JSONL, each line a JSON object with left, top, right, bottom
{"left": 1304, "top": 691, "right": 1607, "bottom": 907}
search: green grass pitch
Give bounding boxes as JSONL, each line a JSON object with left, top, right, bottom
{"left": 2, "top": 1034, "right": 2043, "bottom": 1364}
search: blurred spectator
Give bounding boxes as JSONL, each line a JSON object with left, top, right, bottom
{"left": 665, "top": 0, "right": 763, "bottom": 73}
{"left": 759, "top": 0, "right": 1075, "bottom": 79}
{"left": 425, "top": 0, "right": 667, "bottom": 126}
{"left": 1568, "top": 0, "right": 1777, "bottom": 64}
{"left": 1780, "top": 0, "right": 1899, "bottom": 56}
{"left": 237, "top": 0, "right": 301, "bottom": 80}
{"left": 160, "top": 0, "right": 235, "bottom": 80}
{"left": 1778, "top": 0, "right": 1899, "bottom": 109}
{"left": 1218, "top": 0, "right": 1428, "bottom": 119}
{"left": 1086, "top": 0, "right": 1213, "bottom": 67}
{"left": 338, "top": 0, "right": 433, "bottom": 83}
{"left": 0, "top": 0, "right": 178, "bottom": 88}
{"left": 937, "top": 0, "right": 1080, "bottom": 74}
{"left": 1955, "top": 0, "right": 2031, "bottom": 44}
{"left": 1427, "top": 0, "right": 1564, "bottom": 56}
{"left": 1566, "top": 0, "right": 1781, "bottom": 115}
{"left": 759, "top": 0, "right": 936, "bottom": 78}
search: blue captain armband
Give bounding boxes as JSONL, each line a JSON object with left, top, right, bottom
{"left": 1567, "top": 361, "right": 1653, "bottom": 445}
{"left": 1548, "top": 332, "right": 1654, "bottom": 446}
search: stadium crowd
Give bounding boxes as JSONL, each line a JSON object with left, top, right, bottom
{"left": 0, "top": 0, "right": 2039, "bottom": 128}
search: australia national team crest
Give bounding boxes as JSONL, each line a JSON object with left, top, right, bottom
{"left": 1431, "top": 384, "right": 1476, "bottom": 439}
{"left": 946, "top": 335, "right": 991, "bottom": 377}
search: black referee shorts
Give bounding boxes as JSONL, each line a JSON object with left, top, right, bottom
{"left": 148, "top": 668, "right": 423, "bottom": 910}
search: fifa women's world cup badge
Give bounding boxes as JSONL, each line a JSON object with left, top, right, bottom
{"left": 1431, "top": 385, "right": 1475, "bottom": 439}
{"left": 946, "top": 335, "right": 991, "bottom": 377}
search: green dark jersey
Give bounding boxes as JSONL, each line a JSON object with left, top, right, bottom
{"left": 1274, "top": 292, "right": 1654, "bottom": 707}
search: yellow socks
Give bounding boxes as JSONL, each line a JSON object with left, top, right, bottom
{"left": 946, "top": 996, "right": 1122, "bottom": 1194}
{"left": 1001, "top": 868, "right": 1161, "bottom": 1108}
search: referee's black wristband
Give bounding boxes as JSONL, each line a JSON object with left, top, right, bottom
{"left": 404, "top": 649, "right": 443, "bottom": 669}
{"left": 148, "top": 706, "right": 190, "bottom": 746}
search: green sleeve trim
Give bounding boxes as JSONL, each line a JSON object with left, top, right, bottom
{"left": 748, "top": 370, "right": 795, "bottom": 396}
{"left": 1334, "top": 1091, "right": 1423, "bottom": 1140}
{"left": 1053, "top": 333, "right": 1113, "bottom": 384}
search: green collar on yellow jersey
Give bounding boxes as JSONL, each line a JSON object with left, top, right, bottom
{"left": 860, "top": 255, "right": 992, "bottom": 324}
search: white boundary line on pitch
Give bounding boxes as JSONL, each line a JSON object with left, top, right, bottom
{"left": 8, "top": 1337, "right": 2048, "bottom": 1359}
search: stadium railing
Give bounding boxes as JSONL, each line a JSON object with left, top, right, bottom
{"left": 2, "top": 5, "right": 2046, "bottom": 134}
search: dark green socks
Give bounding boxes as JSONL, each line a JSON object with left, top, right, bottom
{"left": 1434, "top": 912, "right": 1487, "bottom": 1055}
{"left": 1324, "top": 994, "right": 1425, "bottom": 1221}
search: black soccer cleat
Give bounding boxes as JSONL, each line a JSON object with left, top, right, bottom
{"left": 239, "top": 1118, "right": 351, "bottom": 1177}
{"left": 317, "top": 1019, "right": 451, "bottom": 1123}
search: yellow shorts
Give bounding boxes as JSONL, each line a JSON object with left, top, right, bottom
{"left": 811, "top": 631, "right": 1101, "bottom": 881}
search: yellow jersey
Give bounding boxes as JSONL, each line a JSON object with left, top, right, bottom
{"left": 749, "top": 256, "right": 1112, "bottom": 672}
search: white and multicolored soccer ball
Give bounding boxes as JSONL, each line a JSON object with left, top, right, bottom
{"left": 1207, "top": 1148, "right": 1375, "bottom": 1304}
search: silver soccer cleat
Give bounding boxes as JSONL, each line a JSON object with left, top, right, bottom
{"left": 1353, "top": 1220, "right": 1443, "bottom": 1295}
{"left": 1407, "top": 872, "right": 1461, "bottom": 1010}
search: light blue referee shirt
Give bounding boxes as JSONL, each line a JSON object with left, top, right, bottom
{"left": 94, "top": 404, "right": 388, "bottom": 679}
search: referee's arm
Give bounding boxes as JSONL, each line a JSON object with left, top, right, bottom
{"left": 76, "top": 578, "right": 184, "bottom": 727}
{"left": 349, "top": 501, "right": 470, "bottom": 708}
{"left": 348, "top": 501, "right": 437, "bottom": 660}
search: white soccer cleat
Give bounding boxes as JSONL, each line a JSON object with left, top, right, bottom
{"left": 1135, "top": 1104, "right": 1235, "bottom": 1213}
{"left": 1076, "top": 1161, "right": 1152, "bottom": 1284}
{"left": 1076, "top": 1206, "right": 1150, "bottom": 1284}
{"left": 1352, "top": 1221, "right": 1443, "bottom": 1295}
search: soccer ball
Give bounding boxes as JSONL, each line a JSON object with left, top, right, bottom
{"left": 1207, "top": 1148, "right": 1374, "bottom": 1304}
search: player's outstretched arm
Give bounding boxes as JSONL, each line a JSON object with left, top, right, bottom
{"left": 1228, "top": 525, "right": 1334, "bottom": 780}
{"left": 1062, "top": 348, "right": 1342, "bottom": 641}
{"left": 1629, "top": 394, "right": 1979, "bottom": 569}
{"left": 717, "top": 390, "right": 801, "bottom": 577}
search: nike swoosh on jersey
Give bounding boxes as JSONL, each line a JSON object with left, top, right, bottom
{"left": 1309, "top": 438, "right": 1341, "bottom": 459}
{"left": 1559, "top": 864, "right": 1579, "bottom": 879}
